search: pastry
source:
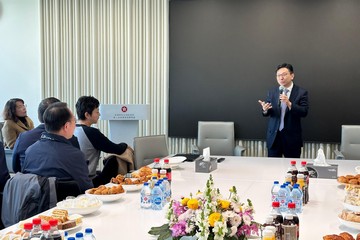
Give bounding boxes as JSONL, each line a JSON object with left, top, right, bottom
{"left": 338, "top": 176, "right": 348, "bottom": 183}
{"left": 57, "top": 220, "right": 76, "bottom": 230}
{"left": 323, "top": 235, "right": 346, "bottom": 240}
{"left": 339, "top": 232, "right": 355, "bottom": 240}
{"left": 52, "top": 209, "right": 69, "bottom": 223}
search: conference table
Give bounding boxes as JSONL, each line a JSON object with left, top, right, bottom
{"left": 1, "top": 157, "right": 359, "bottom": 239}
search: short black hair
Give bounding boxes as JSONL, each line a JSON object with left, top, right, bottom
{"left": 38, "top": 97, "right": 60, "bottom": 123}
{"left": 43, "top": 102, "right": 72, "bottom": 133}
{"left": 75, "top": 96, "right": 100, "bottom": 120}
{"left": 276, "top": 63, "right": 294, "bottom": 74}
{"left": 2, "top": 98, "right": 25, "bottom": 122}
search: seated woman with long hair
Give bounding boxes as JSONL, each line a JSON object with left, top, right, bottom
{"left": 2, "top": 98, "right": 34, "bottom": 149}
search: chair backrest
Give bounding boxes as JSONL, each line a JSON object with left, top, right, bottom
{"left": 341, "top": 125, "right": 360, "bottom": 160}
{"left": 133, "top": 135, "right": 169, "bottom": 169}
{"left": 0, "top": 122, "right": 4, "bottom": 144}
{"left": 197, "top": 121, "right": 235, "bottom": 156}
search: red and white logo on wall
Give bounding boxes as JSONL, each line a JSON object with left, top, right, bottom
{"left": 121, "top": 106, "right": 128, "bottom": 112}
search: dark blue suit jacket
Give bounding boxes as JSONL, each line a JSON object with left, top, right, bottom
{"left": 0, "top": 142, "right": 10, "bottom": 191}
{"left": 263, "top": 84, "right": 309, "bottom": 150}
{"left": 12, "top": 124, "right": 47, "bottom": 173}
{"left": 12, "top": 124, "right": 80, "bottom": 173}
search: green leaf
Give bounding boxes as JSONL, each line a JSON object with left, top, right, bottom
{"left": 148, "top": 224, "right": 170, "bottom": 235}
{"left": 158, "top": 230, "right": 172, "bottom": 240}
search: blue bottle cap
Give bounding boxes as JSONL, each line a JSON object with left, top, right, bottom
{"left": 76, "top": 232, "right": 83, "bottom": 237}
{"left": 85, "top": 228, "right": 93, "bottom": 233}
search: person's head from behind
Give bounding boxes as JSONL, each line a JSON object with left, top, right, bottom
{"left": 76, "top": 96, "right": 100, "bottom": 124}
{"left": 38, "top": 97, "right": 60, "bottom": 123}
{"left": 43, "top": 102, "right": 76, "bottom": 139}
{"left": 3, "top": 98, "right": 27, "bottom": 122}
{"left": 276, "top": 63, "right": 294, "bottom": 88}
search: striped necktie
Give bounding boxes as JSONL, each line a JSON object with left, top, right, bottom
{"left": 279, "top": 89, "right": 289, "bottom": 131}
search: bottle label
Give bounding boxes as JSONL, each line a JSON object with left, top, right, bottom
{"left": 153, "top": 196, "right": 162, "bottom": 205}
{"left": 282, "top": 225, "right": 297, "bottom": 240}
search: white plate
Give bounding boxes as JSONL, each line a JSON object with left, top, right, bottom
{"left": 85, "top": 185, "right": 126, "bottom": 202}
{"left": 122, "top": 183, "right": 143, "bottom": 192}
{"left": 338, "top": 217, "right": 360, "bottom": 230}
{"left": 163, "top": 156, "right": 186, "bottom": 168}
{"left": 343, "top": 202, "right": 360, "bottom": 212}
{"left": 56, "top": 201, "right": 102, "bottom": 215}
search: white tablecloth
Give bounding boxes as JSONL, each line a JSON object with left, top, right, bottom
{"left": 1, "top": 157, "right": 358, "bottom": 239}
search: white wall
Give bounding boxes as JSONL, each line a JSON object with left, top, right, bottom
{"left": 0, "top": 0, "right": 41, "bottom": 125}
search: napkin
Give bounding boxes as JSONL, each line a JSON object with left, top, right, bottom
{"left": 313, "top": 147, "right": 330, "bottom": 166}
{"left": 203, "top": 147, "right": 210, "bottom": 162}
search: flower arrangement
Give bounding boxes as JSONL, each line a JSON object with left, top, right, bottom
{"left": 149, "top": 175, "right": 259, "bottom": 240}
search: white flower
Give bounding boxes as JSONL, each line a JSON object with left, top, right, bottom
{"left": 232, "top": 202, "right": 242, "bottom": 213}
{"left": 230, "top": 214, "right": 242, "bottom": 227}
{"left": 213, "top": 221, "right": 227, "bottom": 240}
{"left": 229, "top": 225, "right": 238, "bottom": 237}
{"left": 242, "top": 213, "right": 252, "bottom": 226}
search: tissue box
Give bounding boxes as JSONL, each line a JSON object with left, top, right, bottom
{"left": 195, "top": 157, "right": 218, "bottom": 173}
{"left": 307, "top": 163, "right": 338, "bottom": 179}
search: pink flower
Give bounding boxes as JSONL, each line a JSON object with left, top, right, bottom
{"left": 170, "top": 220, "right": 187, "bottom": 237}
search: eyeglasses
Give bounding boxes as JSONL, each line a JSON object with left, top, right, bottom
{"left": 276, "top": 72, "right": 289, "bottom": 78}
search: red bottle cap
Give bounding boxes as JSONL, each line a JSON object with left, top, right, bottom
{"left": 41, "top": 223, "right": 51, "bottom": 231}
{"left": 288, "top": 202, "right": 296, "bottom": 209}
{"left": 154, "top": 158, "right": 160, "bottom": 163}
{"left": 32, "top": 218, "right": 41, "bottom": 225}
{"left": 164, "top": 159, "right": 169, "bottom": 164}
{"left": 301, "top": 161, "right": 307, "bottom": 165}
{"left": 24, "top": 223, "right": 33, "bottom": 230}
{"left": 272, "top": 201, "right": 280, "bottom": 207}
{"left": 290, "top": 160, "right": 296, "bottom": 165}
{"left": 49, "top": 219, "right": 58, "bottom": 226}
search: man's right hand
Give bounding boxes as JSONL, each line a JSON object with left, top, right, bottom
{"left": 258, "top": 100, "right": 272, "bottom": 112}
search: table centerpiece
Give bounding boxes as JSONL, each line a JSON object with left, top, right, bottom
{"left": 149, "top": 175, "right": 260, "bottom": 240}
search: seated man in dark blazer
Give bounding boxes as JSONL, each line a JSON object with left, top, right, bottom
{"left": 12, "top": 97, "right": 79, "bottom": 173}
{"left": 22, "top": 102, "right": 93, "bottom": 193}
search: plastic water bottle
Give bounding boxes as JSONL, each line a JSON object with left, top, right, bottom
{"left": 271, "top": 181, "right": 280, "bottom": 203}
{"left": 270, "top": 202, "right": 283, "bottom": 240}
{"left": 157, "top": 179, "right": 166, "bottom": 206}
{"left": 262, "top": 226, "right": 275, "bottom": 240}
{"left": 162, "top": 159, "right": 172, "bottom": 182}
{"left": 290, "top": 184, "right": 303, "bottom": 213}
{"left": 287, "top": 160, "right": 298, "bottom": 185}
{"left": 283, "top": 182, "right": 292, "bottom": 204}
{"left": 20, "top": 223, "right": 33, "bottom": 240}
{"left": 49, "top": 219, "right": 61, "bottom": 240}
{"left": 84, "top": 228, "right": 96, "bottom": 240}
{"left": 75, "top": 232, "right": 84, "bottom": 240}
{"left": 140, "top": 182, "right": 152, "bottom": 209}
{"left": 277, "top": 185, "right": 288, "bottom": 213}
{"left": 152, "top": 158, "right": 162, "bottom": 178}
{"left": 31, "top": 218, "right": 42, "bottom": 238}
{"left": 39, "top": 224, "right": 52, "bottom": 240}
{"left": 151, "top": 182, "right": 163, "bottom": 210}
{"left": 283, "top": 202, "right": 299, "bottom": 239}
{"left": 162, "top": 177, "right": 171, "bottom": 203}
{"left": 298, "top": 161, "right": 309, "bottom": 204}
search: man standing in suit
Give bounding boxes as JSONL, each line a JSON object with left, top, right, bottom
{"left": 258, "top": 63, "right": 309, "bottom": 158}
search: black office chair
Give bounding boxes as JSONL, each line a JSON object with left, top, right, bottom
{"left": 55, "top": 179, "right": 82, "bottom": 202}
